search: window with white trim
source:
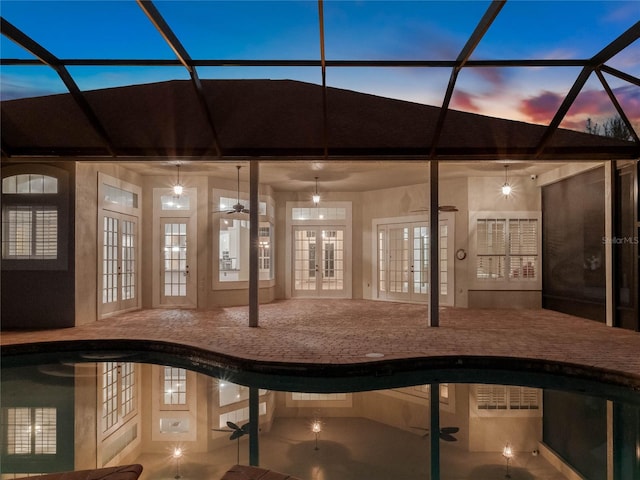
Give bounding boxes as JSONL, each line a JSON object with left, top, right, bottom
{"left": 2, "top": 167, "right": 68, "bottom": 269}
{"left": 472, "top": 384, "right": 541, "bottom": 416}
{"left": 218, "top": 381, "right": 267, "bottom": 407}
{"left": 475, "top": 214, "right": 539, "bottom": 282}
{"left": 3, "top": 407, "right": 57, "bottom": 455}
{"left": 101, "top": 362, "right": 137, "bottom": 434}
{"left": 218, "top": 403, "right": 266, "bottom": 429}
{"left": 214, "top": 189, "right": 275, "bottom": 285}
{"left": 2, "top": 206, "right": 58, "bottom": 259}
{"left": 162, "top": 367, "right": 187, "bottom": 406}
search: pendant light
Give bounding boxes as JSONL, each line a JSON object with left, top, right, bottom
{"left": 312, "top": 177, "right": 320, "bottom": 205}
{"left": 501, "top": 164, "right": 512, "bottom": 196}
{"left": 173, "top": 164, "right": 183, "bottom": 197}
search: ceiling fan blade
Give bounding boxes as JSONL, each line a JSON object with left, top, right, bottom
{"left": 241, "top": 422, "right": 251, "bottom": 433}
{"left": 229, "top": 430, "right": 245, "bottom": 441}
{"left": 410, "top": 205, "right": 458, "bottom": 213}
{"left": 226, "top": 421, "right": 241, "bottom": 431}
{"left": 440, "top": 427, "right": 459, "bottom": 434}
{"left": 440, "top": 433, "right": 458, "bottom": 442}
{"left": 212, "top": 428, "right": 232, "bottom": 433}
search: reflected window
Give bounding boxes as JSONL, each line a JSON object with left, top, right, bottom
{"left": 4, "top": 407, "right": 56, "bottom": 455}
{"left": 291, "top": 393, "right": 347, "bottom": 401}
{"left": 218, "top": 403, "right": 266, "bottom": 429}
{"left": 474, "top": 385, "right": 540, "bottom": 411}
{"left": 218, "top": 381, "right": 267, "bottom": 407}
{"left": 102, "top": 362, "right": 137, "bottom": 434}
{"left": 163, "top": 367, "right": 187, "bottom": 406}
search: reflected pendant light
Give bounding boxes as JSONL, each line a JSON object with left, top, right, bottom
{"left": 173, "top": 164, "right": 184, "bottom": 197}
{"left": 501, "top": 164, "right": 512, "bottom": 196}
{"left": 312, "top": 176, "right": 320, "bottom": 205}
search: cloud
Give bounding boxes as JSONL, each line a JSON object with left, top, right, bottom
{"left": 468, "top": 67, "right": 507, "bottom": 90}
{"left": 451, "top": 89, "right": 481, "bottom": 113}
{"left": 603, "top": 2, "right": 640, "bottom": 23}
{"left": 519, "top": 90, "right": 564, "bottom": 124}
{"left": 519, "top": 84, "right": 640, "bottom": 131}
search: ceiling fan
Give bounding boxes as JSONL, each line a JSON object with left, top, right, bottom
{"left": 212, "top": 421, "right": 252, "bottom": 464}
{"left": 214, "top": 165, "right": 250, "bottom": 214}
{"left": 411, "top": 426, "right": 460, "bottom": 442}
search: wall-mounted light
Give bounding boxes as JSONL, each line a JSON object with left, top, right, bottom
{"left": 173, "top": 164, "right": 184, "bottom": 197}
{"left": 312, "top": 177, "right": 321, "bottom": 205}
{"left": 501, "top": 165, "right": 512, "bottom": 197}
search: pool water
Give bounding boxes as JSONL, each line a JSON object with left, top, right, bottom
{"left": 1, "top": 355, "right": 638, "bottom": 480}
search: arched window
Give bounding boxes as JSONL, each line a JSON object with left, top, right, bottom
{"left": 2, "top": 165, "right": 69, "bottom": 270}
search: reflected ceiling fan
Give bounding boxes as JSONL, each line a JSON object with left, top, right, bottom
{"left": 411, "top": 426, "right": 460, "bottom": 442}
{"left": 411, "top": 205, "right": 459, "bottom": 213}
{"left": 212, "top": 421, "right": 252, "bottom": 464}
{"left": 214, "top": 165, "right": 249, "bottom": 214}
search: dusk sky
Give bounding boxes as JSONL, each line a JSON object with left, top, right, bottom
{"left": 1, "top": 0, "right": 638, "bottom": 133}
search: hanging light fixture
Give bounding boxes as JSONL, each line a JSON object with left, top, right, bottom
{"left": 501, "top": 164, "right": 512, "bottom": 196}
{"left": 173, "top": 164, "right": 184, "bottom": 197}
{"left": 312, "top": 176, "right": 321, "bottom": 205}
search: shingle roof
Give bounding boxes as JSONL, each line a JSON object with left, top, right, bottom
{"left": 2, "top": 79, "right": 637, "bottom": 160}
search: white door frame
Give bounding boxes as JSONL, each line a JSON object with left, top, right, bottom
{"left": 291, "top": 225, "right": 347, "bottom": 298}
{"left": 372, "top": 213, "right": 455, "bottom": 306}
{"left": 152, "top": 188, "right": 197, "bottom": 308}
{"left": 97, "top": 173, "right": 141, "bottom": 319}
{"left": 285, "top": 201, "right": 352, "bottom": 299}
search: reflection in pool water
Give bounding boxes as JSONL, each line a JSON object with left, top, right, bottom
{"left": 1, "top": 357, "right": 638, "bottom": 480}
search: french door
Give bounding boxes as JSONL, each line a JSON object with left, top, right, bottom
{"left": 100, "top": 213, "right": 138, "bottom": 316}
{"left": 292, "top": 226, "right": 346, "bottom": 297}
{"left": 377, "top": 214, "right": 454, "bottom": 305}
{"left": 160, "top": 218, "right": 196, "bottom": 307}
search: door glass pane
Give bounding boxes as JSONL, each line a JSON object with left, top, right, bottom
{"left": 164, "top": 223, "right": 187, "bottom": 297}
{"left": 388, "top": 227, "right": 409, "bottom": 293}
{"left": 258, "top": 223, "right": 272, "bottom": 280}
{"left": 321, "top": 230, "right": 344, "bottom": 291}
{"left": 121, "top": 219, "right": 136, "bottom": 300}
{"left": 378, "top": 228, "right": 386, "bottom": 293}
{"left": 294, "top": 229, "right": 316, "bottom": 290}
{"left": 103, "top": 216, "right": 118, "bottom": 304}
{"left": 413, "top": 226, "right": 428, "bottom": 295}
{"left": 440, "top": 223, "right": 448, "bottom": 295}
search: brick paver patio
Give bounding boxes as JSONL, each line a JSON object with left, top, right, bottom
{"left": 2, "top": 300, "right": 640, "bottom": 393}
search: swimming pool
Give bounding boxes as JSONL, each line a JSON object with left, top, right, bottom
{"left": 1, "top": 350, "right": 639, "bottom": 480}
